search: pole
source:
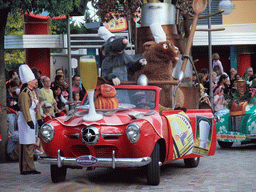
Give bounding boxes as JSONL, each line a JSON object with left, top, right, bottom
{"left": 208, "top": 0, "right": 213, "bottom": 108}
{"left": 67, "top": 15, "right": 73, "bottom": 102}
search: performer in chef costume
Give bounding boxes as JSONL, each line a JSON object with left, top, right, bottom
{"left": 18, "top": 64, "right": 43, "bottom": 175}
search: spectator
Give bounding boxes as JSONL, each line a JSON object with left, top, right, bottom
{"left": 242, "top": 67, "right": 254, "bottom": 86}
{"left": 55, "top": 68, "right": 64, "bottom": 76}
{"left": 57, "top": 101, "right": 69, "bottom": 116}
{"left": 215, "top": 74, "right": 230, "bottom": 95}
{"left": 212, "top": 53, "right": 224, "bottom": 75}
{"left": 8, "top": 70, "right": 19, "bottom": 79}
{"left": 72, "top": 74, "right": 82, "bottom": 93}
{"left": 6, "top": 78, "right": 20, "bottom": 133}
{"left": 214, "top": 86, "right": 227, "bottom": 112}
{"left": 204, "top": 72, "right": 218, "bottom": 95}
{"left": 7, "top": 130, "right": 19, "bottom": 161}
{"left": 51, "top": 75, "right": 69, "bottom": 93}
{"left": 200, "top": 68, "right": 209, "bottom": 82}
{"left": 249, "top": 74, "right": 256, "bottom": 88}
{"left": 198, "top": 73, "right": 207, "bottom": 96}
{"left": 42, "top": 103, "right": 55, "bottom": 123}
{"left": 62, "top": 91, "right": 70, "bottom": 110}
{"left": 18, "top": 64, "right": 42, "bottom": 175}
{"left": 213, "top": 65, "right": 229, "bottom": 84}
{"left": 31, "top": 67, "right": 43, "bottom": 89}
{"left": 230, "top": 68, "right": 237, "bottom": 81}
{"left": 234, "top": 73, "right": 242, "bottom": 81}
{"left": 52, "top": 84, "right": 74, "bottom": 109}
{"left": 6, "top": 70, "right": 19, "bottom": 85}
{"left": 52, "top": 68, "right": 69, "bottom": 91}
{"left": 73, "top": 91, "right": 80, "bottom": 102}
{"left": 192, "top": 72, "right": 198, "bottom": 87}
{"left": 39, "top": 76, "right": 58, "bottom": 114}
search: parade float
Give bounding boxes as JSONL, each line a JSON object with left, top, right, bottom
{"left": 38, "top": 0, "right": 218, "bottom": 185}
{"left": 216, "top": 80, "right": 256, "bottom": 148}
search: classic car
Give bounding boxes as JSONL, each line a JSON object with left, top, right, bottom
{"left": 216, "top": 80, "right": 256, "bottom": 148}
{"left": 216, "top": 103, "right": 256, "bottom": 148}
{"left": 38, "top": 84, "right": 216, "bottom": 185}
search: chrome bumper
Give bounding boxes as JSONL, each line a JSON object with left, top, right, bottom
{"left": 38, "top": 150, "right": 151, "bottom": 169}
{"left": 246, "top": 134, "right": 256, "bottom": 139}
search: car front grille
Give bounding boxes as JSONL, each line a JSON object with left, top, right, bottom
{"left": 71, "top": 145, "right": 90, "bottom": 157}
{"left": 230, "top": 115, "right": 244, "bottom": 132}
{"left": 94, "top": 145, "right": 118, "bottom": 158}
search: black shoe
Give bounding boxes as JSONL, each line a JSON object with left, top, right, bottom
{"left": 29, "top": 170, "right": 41, "bottom": 174}
{"left": 20, "top": 171, "right": 30, "bottom": 175}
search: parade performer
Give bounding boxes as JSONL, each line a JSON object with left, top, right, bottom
{"left": 98, "top": 26, "right": 147, "bottom": 85}
{"left": 18, "top": 64, "right": 43, "bottom": 175}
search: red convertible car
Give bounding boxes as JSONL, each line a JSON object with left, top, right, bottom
{"left": 38, "top": 85, "right": 216, "bottom": 185}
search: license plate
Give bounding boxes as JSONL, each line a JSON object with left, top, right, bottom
{"left": 76, "top": 155, "right": 98, "bottom": 167}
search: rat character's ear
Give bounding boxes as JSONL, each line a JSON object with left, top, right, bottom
{"left": 143, "top": 41, "right": 156, "bottom": 51}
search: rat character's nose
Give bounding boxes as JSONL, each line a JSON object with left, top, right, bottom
{"left": 122, "top": 39, "right": 128, "bottom": 45}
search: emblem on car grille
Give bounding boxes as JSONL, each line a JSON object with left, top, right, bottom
{"left": 81, "top": 126, "right": 100, "bottom": 146}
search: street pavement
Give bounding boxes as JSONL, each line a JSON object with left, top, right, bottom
{"left": 0, "top": 143, "right": 256, "bottom": 192}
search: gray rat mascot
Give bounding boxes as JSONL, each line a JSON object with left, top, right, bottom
{"left": 98, "top": 26, "right": 147, "bottom": 85}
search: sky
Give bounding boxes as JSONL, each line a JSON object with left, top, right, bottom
{"left": 72, "top": 2, "right": 97, "bottom": 26}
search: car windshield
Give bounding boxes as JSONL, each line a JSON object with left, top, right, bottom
{"left": 81, "top": 88, "right": 157, "bottom": 109}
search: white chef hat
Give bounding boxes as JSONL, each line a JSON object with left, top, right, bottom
{"left": 98, "top": 26, "right": 114, "bottom": 42}
{"left": 19, "top": 64, "right": 36, "bottom": 84}
{"left": 150, "top": 23, "right": 166, "bottom": 43}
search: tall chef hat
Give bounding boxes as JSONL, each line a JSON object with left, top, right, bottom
{"left": 150, "top": 23, "right": 166, "bottom": 43}
{"left": 19, "top": 64, "right": 36, "bottom": 84}
{"left": 98, "top": 26, "right": 114, "bottom": 42}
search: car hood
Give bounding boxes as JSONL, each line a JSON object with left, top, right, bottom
{"left": 55, "top": 110, "right": 162, "bottom": 130}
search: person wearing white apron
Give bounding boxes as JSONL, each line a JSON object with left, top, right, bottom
{"left": 18, "top": 64, "right": 43, "bottom": 175}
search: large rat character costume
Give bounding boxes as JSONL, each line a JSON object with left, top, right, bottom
{"left": 98, "top": 26, "right": 147, "bottom": 85}
{"left": 135, "top": 23, "right": 184, "bottom": 109}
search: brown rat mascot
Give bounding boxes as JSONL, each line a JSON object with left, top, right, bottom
{"left": 135, "top": 23, "right": 185, "bottom": 110}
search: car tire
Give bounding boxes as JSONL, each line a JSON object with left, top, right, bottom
{"left": 218, "top": 141, "right": 233, "bottom": 148}
{"left": 51, "top": 165, "right": 67, "bottom": 183}
{"left": 184, "top": 157, "right": 200, "bottom": 168}
{"left": 147, "top": 143, "right": 160, "bottom": 185}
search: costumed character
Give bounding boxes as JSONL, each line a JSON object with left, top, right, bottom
{"left": 134, "top": 23, "right": 184, "bottom": 109}
{"left": 18, "top": 64, "right": 43, "bottom": 175}
{"left": 98, "top": 26, "right": 147, "bottom": 85}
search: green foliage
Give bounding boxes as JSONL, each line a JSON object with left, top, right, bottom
{"left": 225, "top": 85, "right": 256, "bottom": 109}
{"left": 5, "top": 10, "right": 25, "bottom": 68}
{"left": 49, "top": 7, "right": 98, "bottom": 35}
{"left": 0, "top": 0, "right": 82, "bottom": 17}
{"left": 5, "top": 9, "right": 24, "bottom": 35}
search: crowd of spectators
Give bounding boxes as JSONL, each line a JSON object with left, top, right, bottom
{"left": 4, "top": 67, "right": 84, "bottom": 161}
{"left": 193, "top": 53, "right": 256, "bottom": 114}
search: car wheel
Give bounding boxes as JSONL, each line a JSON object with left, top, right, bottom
{"left": 51, "top": 165, "right": 67, "bottom": 183}
{"left": 218, "top": 141, "right": 233, "bottom": 148}
{"left": 184, "top": 157, "right": 200, "bottom": 168}
{"left": 147, "top": 143, "right": 160, "bottom": 185}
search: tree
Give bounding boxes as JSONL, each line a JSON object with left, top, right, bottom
{"left": 0, "top": 0, "right": 84, "bottom": 162}
{"left": 5, "top": 10, "right": 25, "bottom": 76}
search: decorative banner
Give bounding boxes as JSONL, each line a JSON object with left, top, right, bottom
{"left": 192, "top": 116, "right": 213, "bottom": 156}
{"left": 166, "top": 112, "right": 194, "bottom": 159}
{"left": 103, "top": 11, "right": 127, "bottom": 32}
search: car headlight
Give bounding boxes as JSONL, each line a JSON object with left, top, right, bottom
{"left": 40, "top": 123, "right": 54, "bottom": 143}
{"left": 126, "top": 123, "right": 140, "bottom": 143}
